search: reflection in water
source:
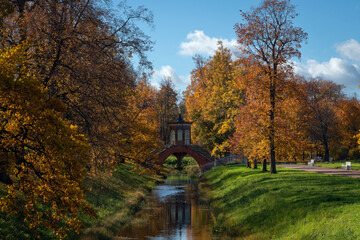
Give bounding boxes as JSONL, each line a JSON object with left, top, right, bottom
{"left": 117, "top": 175, "right": 213, "bottom": 239}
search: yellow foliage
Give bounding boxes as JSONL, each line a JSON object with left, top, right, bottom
{"left": 124, "top": 80, "right": 163, "bottom": 172}
{"left": 0, "top": 45, "right": 94, "bottom": 238}
{"left": 185, "top": 44, "right": 244, "bottom": 156}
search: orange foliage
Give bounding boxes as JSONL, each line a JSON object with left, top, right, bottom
{"left": 337, "top": 98, "right": 360, "bottom": 149}
{"left": 234, "top": 0, "right": 307, "bottom": 173}
{"left": 231, "top": 60, "right": 307, "bottom": 168}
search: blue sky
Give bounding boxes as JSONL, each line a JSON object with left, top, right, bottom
{"left": 124, "top": 0, "right": 360, "bottom": 97}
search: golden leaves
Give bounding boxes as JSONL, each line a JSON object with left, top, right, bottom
{"left": 0, "top": 45, "right": 93, "bottom": 238}
{"left": 185, "top": 44, "right": 244, "bottom": 157}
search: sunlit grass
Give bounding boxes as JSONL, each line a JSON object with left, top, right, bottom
{"left": 203, "top": 164, "right": 360, "bottom": 239}
{"left": 315, "top": 161, "right": 360, "bottom": 170}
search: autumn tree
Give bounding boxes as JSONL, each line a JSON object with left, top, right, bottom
{"left": 124, "top": 79, "right": 163, "bottom": 172}
{"left": 1, "top": 0, "right": 155, "bottom": 170}
{"left": 185, "top": 44, "right": 243, "bottom": 156}
{"left": 337, "top": 97, "right": 360, "bottom": 150}
{"left": 0, "top": 44, "right": 94, "bottom": 238}
{"left": 156, "top": 77, "right": 178, "bottom": 144}
{"left": 234, "top": 0, "right": 308, "bottom": 173}
{"left": 231, "top": 62, "right": 307, "bottom": 171}
{"left": 299, "top": 78, "right": 344, "bottom": 162}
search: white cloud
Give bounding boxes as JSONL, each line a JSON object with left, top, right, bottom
{"left": 152, "top": 65, "right": 190, "bottom": 91}
{"left": 294, "top": 58, "right": 360, "bottom": 96}
{"left": 179, "top": 30, "right": 239, "bottom": 56}
{"left": 336, "top": 39, "right": 360, "bottom": 62}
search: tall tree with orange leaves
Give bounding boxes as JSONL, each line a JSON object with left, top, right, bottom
{"left": 231, "top": 61, "right": 307, "bottom": 171}
{"left": 234, "top": 0, "right": 307, "bottom": 173}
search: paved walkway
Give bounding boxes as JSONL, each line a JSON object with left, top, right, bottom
{"left": 280, "top": 164, "right": 360, "bottom": 178}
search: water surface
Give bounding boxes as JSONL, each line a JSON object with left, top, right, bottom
{"left": 117, "top": 175, "right": 213, "bottom": 239}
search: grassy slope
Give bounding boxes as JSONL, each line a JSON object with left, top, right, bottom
{"left": 79, "top": 163, "right": 160, "bottom": 240}
{"left": 0, "top": 164, "right": 159, "bottom": 240}
{"left": 203, "top": 164, "right": 360, "bottom": 240}
{"left": 79, "top": 164, "right": 160, "bottom": 240}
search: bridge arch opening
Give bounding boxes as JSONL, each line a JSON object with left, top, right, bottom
{"left": 163, "top": 155, "right": 199, "bottom": 169}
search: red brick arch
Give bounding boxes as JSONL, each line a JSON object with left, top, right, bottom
{"left": 157, "top": 145, "right": 212, "bottom": 170}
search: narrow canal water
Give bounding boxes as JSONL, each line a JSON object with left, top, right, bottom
{"left": 117, "top": 174, "right": 215, "bottom": 239}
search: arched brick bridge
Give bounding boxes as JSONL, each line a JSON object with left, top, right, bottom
{"left": 157, "top": 145, "right": 213, "bottom": 172}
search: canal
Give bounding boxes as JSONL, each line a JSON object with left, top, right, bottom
{"left": 117, "top": 174, "right": 214, "bottom": 239}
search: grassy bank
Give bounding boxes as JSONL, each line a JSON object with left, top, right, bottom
{"left": 203, "top": 164, "right": 360, "bottom": 239}
{"left": 79, "top": 164, "right": 160, "bottom": 240}
{"left": 0, "top": 164, "right": 160, "bottom": 240}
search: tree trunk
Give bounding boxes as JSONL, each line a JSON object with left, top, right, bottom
{"left": 269, "top": 78, "right": 276, "bottom": 174}
{"left": 262, "top": 158, "right": 267, "bottom": 172}
{"left": 323, "top": 135, "right": 330, "bottom": 162}
{"left": 253, "top": 160, "right": 258, "bottom": 169}
{"left": 247, "top": 158, "right": 251, "bottom": 168}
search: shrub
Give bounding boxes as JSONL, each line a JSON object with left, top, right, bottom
{"left": 348, "top": 148, "right": 360, "bottom": 160}
{"left": 332, "top": 147, "right": 349, "bottom": 161}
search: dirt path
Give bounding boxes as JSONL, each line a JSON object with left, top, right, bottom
{"left": 280, "top": 164, "right": 360, "bottom": 178}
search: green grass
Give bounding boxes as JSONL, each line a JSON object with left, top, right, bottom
{"left": 315, "top": 160, "right": 360, "bottom": 170}
{"left": 203, "top": 164, "right": 360, "bottom": 239}
{"left": 0, "top": 164, "right": 160, "bottom": 240}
